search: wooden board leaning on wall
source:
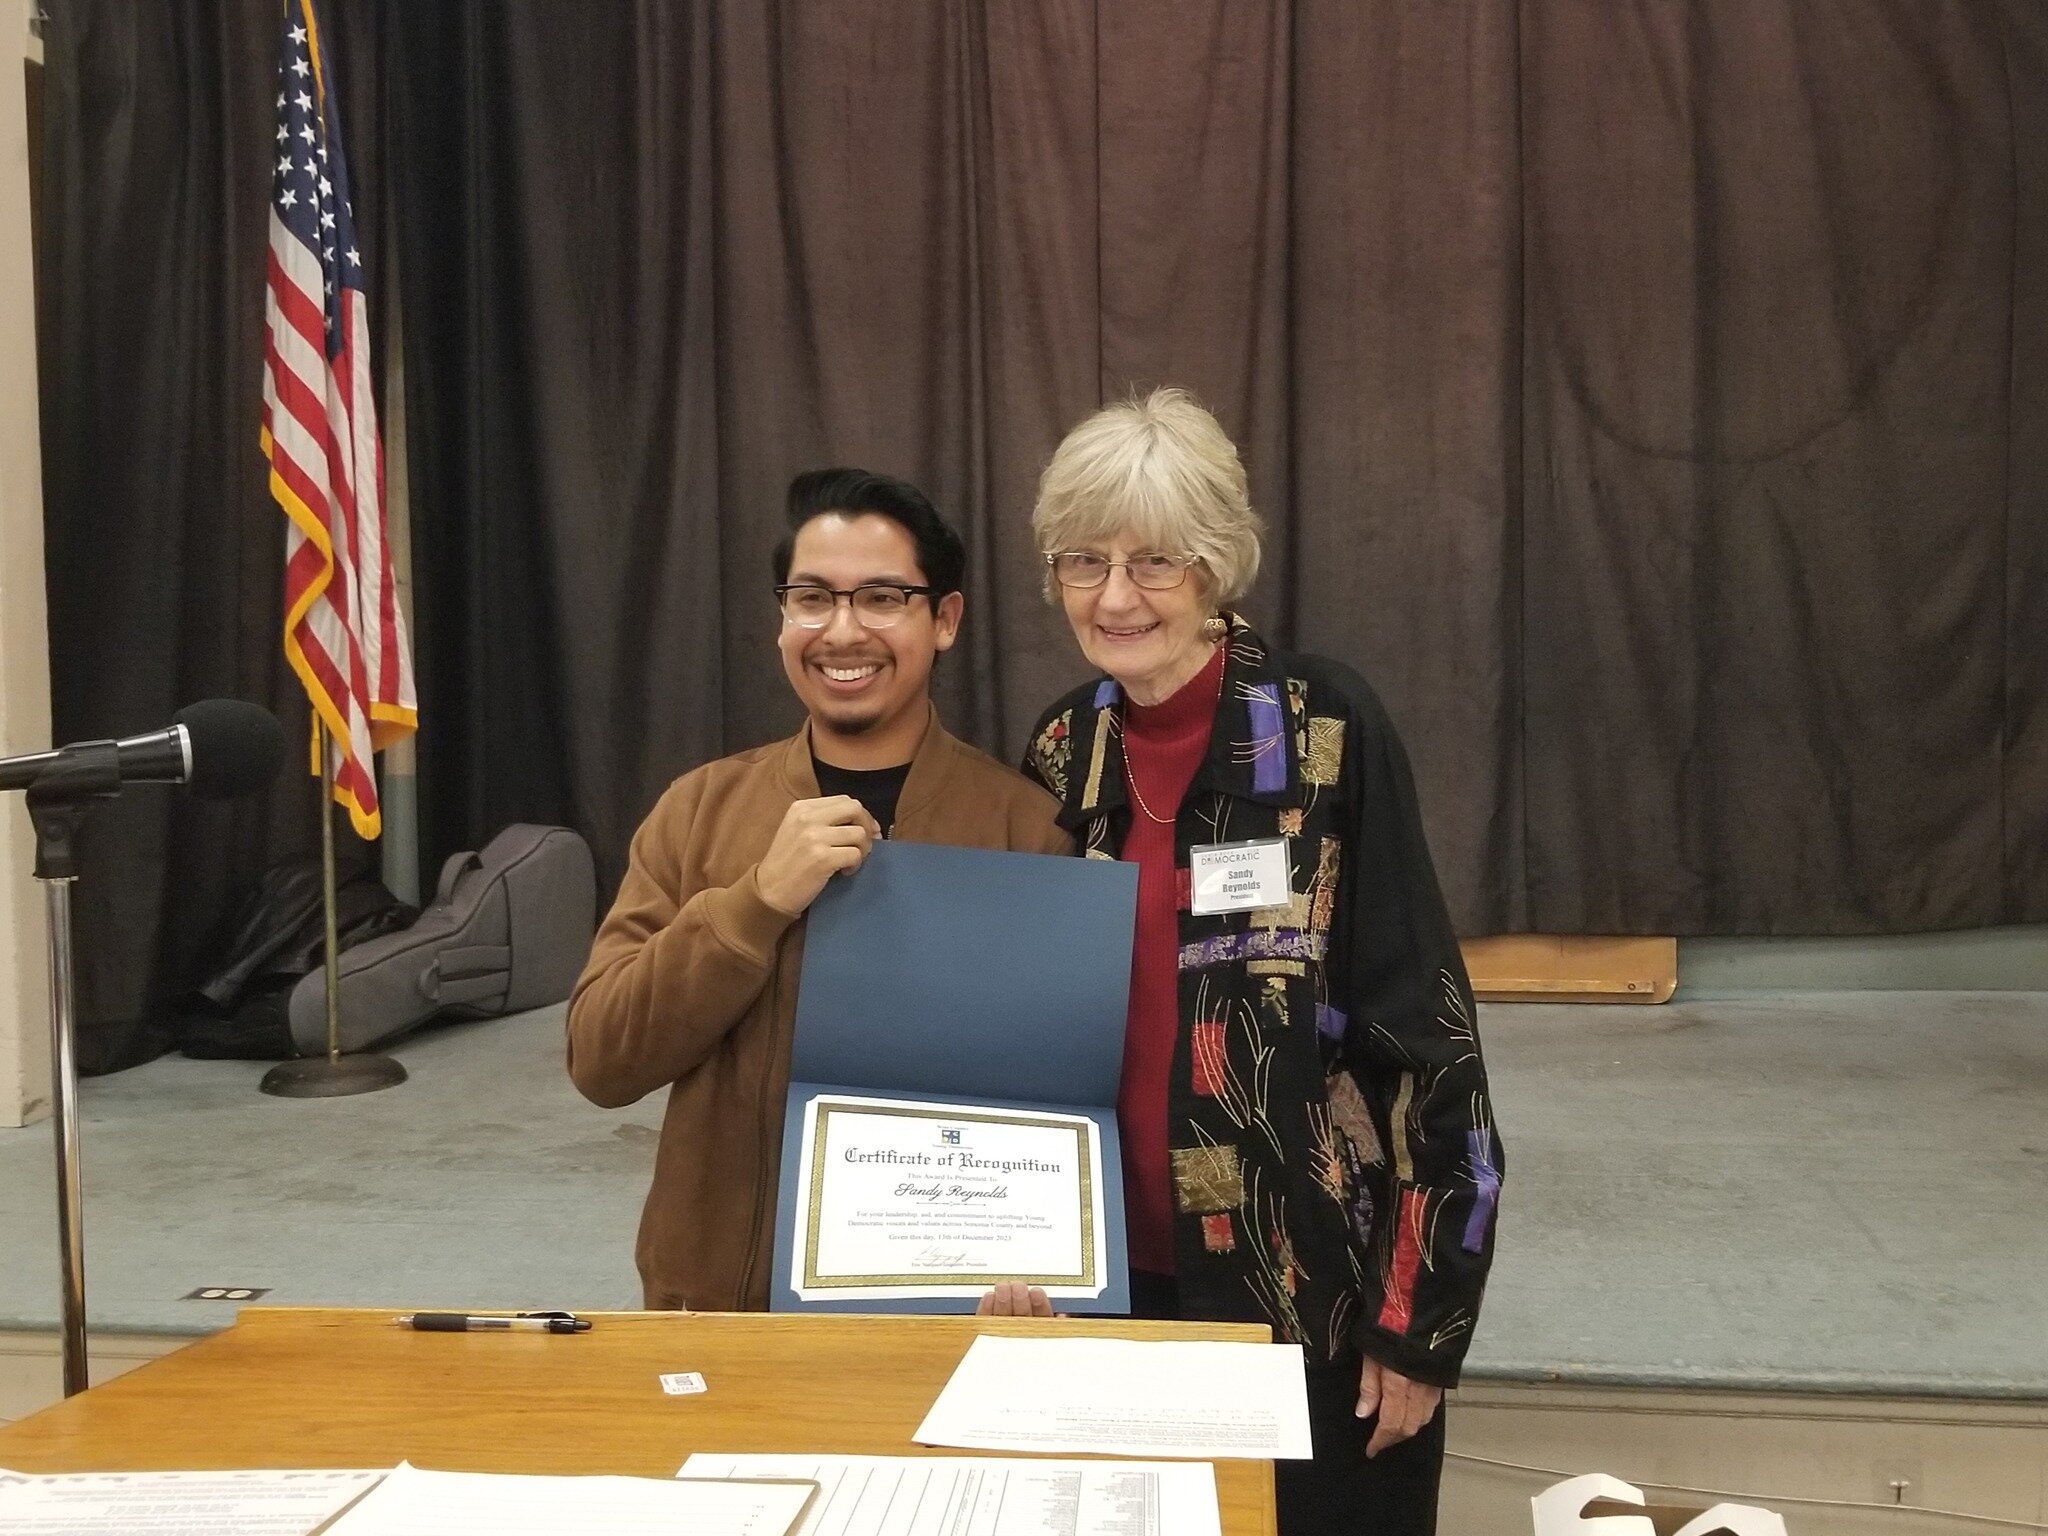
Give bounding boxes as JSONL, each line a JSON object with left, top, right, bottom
{"left": 1460, "top": 936, "right": 1677, "bottom": 1004}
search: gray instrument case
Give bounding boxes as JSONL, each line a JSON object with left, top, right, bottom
{"left": 288, "top": 823, "right": 597, "bottom": 1055}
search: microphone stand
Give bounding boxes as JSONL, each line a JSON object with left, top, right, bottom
{"left": 26, "top": 743, "right": 122, "bottom": 1398}
{"left": 259, "top": 721, "right": 406, "bottom": 1099}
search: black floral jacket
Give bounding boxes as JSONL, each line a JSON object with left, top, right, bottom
{"left": 1024, "top": 615, "right": 1501, "bottom": 1386}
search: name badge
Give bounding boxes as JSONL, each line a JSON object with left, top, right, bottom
{"left": 1189, "top": 837, "right": 1293, "bottom": 916}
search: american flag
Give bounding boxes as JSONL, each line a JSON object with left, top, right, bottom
{"left": 260, "top": 0, "right": 415, "bottom": 839}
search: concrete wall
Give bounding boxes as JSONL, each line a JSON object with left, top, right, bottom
{"left": 1681, "top": 927, "right": 2048, "bottom": 997}
{"left": 1446, "top": 1382, "right": 2048, "bottom": 1535}
{"left": 0, "top": 16, "right": 54, "bottom": 1128}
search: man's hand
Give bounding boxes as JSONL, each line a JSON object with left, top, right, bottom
{"left": 755, "top": 797, "right": 882, "bottom": 915}
{"left": 975, "top": 1282, "right": 1054, "bottom": 1318}
{"left": 1355, "top": 1357, "right": 1442, "bottom": 1458}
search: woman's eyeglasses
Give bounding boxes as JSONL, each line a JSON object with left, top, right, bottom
{"left": 1044, "top": 551, "right": 1200, "bottom": 590}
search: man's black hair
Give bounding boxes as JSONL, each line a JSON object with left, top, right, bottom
{"left": 772, "top": 468, "right": 967, "bottom": 599}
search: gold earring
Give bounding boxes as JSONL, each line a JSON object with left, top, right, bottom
{"left": 1202, "top": 614, "right": 1228, "bottom": 644}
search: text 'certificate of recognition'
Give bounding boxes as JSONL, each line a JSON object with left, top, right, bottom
{"left": 790, "top": 1094, "right": 1107, "bottom": 1302}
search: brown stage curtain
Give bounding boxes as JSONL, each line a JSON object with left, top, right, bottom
{"left": 391, "top": 1, "right": 2048, "bottom": 937}
{"left": 40, "top": 2, "right": 2048, "bottom": 1045}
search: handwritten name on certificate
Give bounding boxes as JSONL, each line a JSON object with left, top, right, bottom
{"left": 791, "top": 1094, "right": 1107, "bottom": 1301}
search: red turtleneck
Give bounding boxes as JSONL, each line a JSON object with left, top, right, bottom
{"left": 1116, "top": 641, "right": 1226, "bottom": 1276}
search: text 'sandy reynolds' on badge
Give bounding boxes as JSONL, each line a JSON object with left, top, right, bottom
{"left": 1190, "top": 838, "right": 1291, "bottom": 916}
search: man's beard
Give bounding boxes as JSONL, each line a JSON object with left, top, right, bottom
{"left": 818, "top": 703, "right": 881, "bottom": 735}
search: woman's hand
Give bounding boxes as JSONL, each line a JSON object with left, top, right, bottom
{"left": 1355, "top": 1357, "right": 1442, "bottom": 1458}
{"left": 975, "top": 1282, "right": 1054, "bottom": 1318}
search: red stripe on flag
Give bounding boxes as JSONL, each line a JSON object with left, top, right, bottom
{"left": 265, "top": 273, "right": 326, "bottom": 352}
{"left": 298, "top": 633, "right": 352, "bottom": 726}
{"left": 329, "top": 356, "right": 363, "bottom": 523}
{"left": 269, "top": 451, "right": 334, "bottom": 547}
{"left": 344, "top": 290, "right": 403, "bottom": 711}
{"left": 263, "top": 325, "right": 331, "bottom": 427}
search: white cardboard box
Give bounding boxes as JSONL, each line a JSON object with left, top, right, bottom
{"left": 1533, "top": 1472, "right": 1789, "bottom": 1536}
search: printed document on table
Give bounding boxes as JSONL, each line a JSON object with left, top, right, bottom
{"left": 679, "top": 1452, "right": 1221, "bottom": 1536}
{"left": 0, "top": 1467, "right": 383, "bottom": 1535}
{"left": 913, "top": 1335, "right": 1313, "bottom": 1460}
{"left": 319, "top": 1462, "right": 816, "bottom": 1536}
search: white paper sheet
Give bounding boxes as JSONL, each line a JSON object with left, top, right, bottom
{"left": 678, "top": 1452, "right": 1222, "bottom": 1536}
{"left": 318, "top": 1462, "right": 815, "bottom": 1536}
{"left": 0, "top": 1467, "right": 382, "bottom": 1535}
{"left": 913, "top": 1335, "right": 1313, "bottom": 1460}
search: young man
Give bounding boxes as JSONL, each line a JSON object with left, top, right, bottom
{"left": 567, "top": 468, "right": 1069, "bottom": 1311}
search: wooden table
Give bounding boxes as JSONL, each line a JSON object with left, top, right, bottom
{"left": 0, "top": 1308, "right": 1276, "bottom": 1534}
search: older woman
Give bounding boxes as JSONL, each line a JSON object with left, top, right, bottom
{"left": 992, "top": 390, "right": 1501, "bottom": 1536}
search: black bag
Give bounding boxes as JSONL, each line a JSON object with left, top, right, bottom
{"left": 173, "top": 853, "right": 418, "bottom": 1060}
{"left": 74, "top": 1014, "right": 179, "bottom": 1078}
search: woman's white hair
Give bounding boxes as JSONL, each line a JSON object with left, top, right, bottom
{"left": 1031, "top": 387, "right": 1264, "bottom": 605}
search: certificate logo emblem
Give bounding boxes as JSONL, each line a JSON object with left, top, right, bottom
{"left": 940, "top": 1127, "right": 962, "bottom": 1145}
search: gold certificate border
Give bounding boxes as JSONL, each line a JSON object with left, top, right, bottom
{"left": 802, "top": 1100, "right": 1098, "bottom": 1291}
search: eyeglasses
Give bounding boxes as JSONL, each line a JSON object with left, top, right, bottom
{"left": 1044, "top": 551, "right": 1200, "bottom": 590}
{"left": 775, "top": 582, "right": 938, "bottom": 629}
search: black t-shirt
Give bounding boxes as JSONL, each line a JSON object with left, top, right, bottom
{"left": 811, "top": 755, "right": 911, "bottom": 837}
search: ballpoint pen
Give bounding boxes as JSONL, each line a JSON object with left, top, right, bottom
{"left": 394, "top": 1311, "right": 592, "bottom": 1334}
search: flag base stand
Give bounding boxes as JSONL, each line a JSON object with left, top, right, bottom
{"left": 260, "top": 1052, "right": 407, "bottom": 1098}
{"left": 259, "top": 719, "right": 407, "bottom": 1101}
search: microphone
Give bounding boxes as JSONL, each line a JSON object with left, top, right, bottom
{"left": 0, "top": 699, "right": 285, "bottom": 800}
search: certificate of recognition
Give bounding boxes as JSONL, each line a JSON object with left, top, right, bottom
{"left": 789, "top": 1093, "right": 1107, "bottom": 1302}
{"left": 773, "top": 842, "right": 1137, "bottom": 1314}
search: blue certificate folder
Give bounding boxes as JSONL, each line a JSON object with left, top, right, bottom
{"left": 770, "top": 839, "right": 1138, "bottom": 1315}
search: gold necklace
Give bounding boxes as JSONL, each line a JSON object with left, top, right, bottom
{"left": 1118, "top": 729, "right": 1178, "bottom": 825}
{"left": 1116, "top": 641, "right": 1227, "bottom": 826}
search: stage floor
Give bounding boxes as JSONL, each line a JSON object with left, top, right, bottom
{"left": 2, "top": 992, "right": 2043, "bottom": 1400}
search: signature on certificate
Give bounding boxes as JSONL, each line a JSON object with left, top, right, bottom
{"left": 912, "top": 1245, "right": 978, "bottom": 1270}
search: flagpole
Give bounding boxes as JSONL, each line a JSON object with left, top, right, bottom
{"left": 258, "top": 721, "right": 406, "bottom": 1098}
{"left": 317, "top": 716, "right": 344, "bottom": 1061}
{"left": 260, "top": 2, "right": 416, "bottom": 1102}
